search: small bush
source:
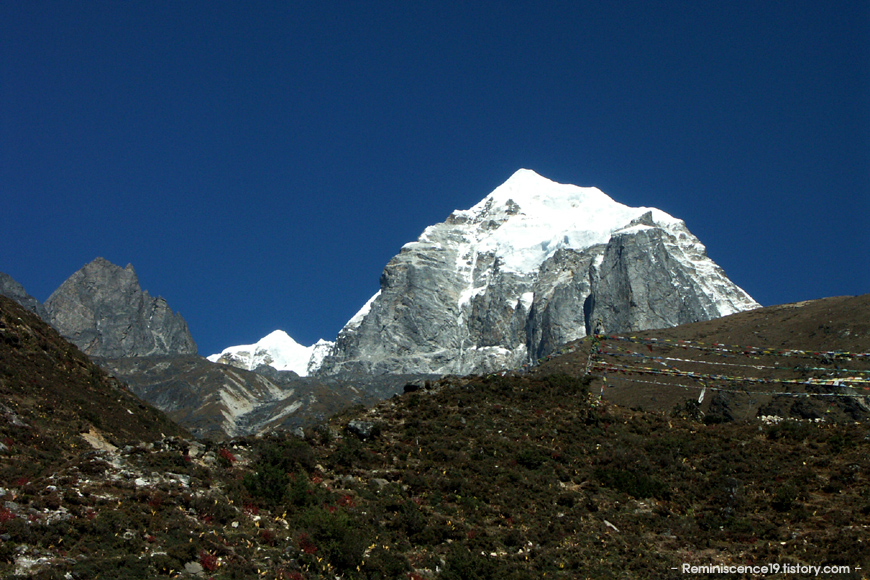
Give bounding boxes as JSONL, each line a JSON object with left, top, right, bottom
{"left": 218, "top": 447, "right": 236, "bottom": 468}
{"left": 360, "top": 544, "right": 409, "bottom": 579}
{"left": 330, "top": 436, "right": 368, "bottom": 468}
{"left": 298, "top": 506, "right": 368, "bottom": 572}
{"left": 287, "top": 469, "right": 320, "bottom": 508}
{"left": 515, "top": 448, "right": 547, "bottom": 470}
{"left": 243, "top": 463, "right": 289, "bottom": 508}
{"left": 200, "top": 550, "right": 219, "bottom": 572}
{"left": 594, "top": 467, "right": 668, "bottom": 499}
{"left": 771, "top": 483, "right": 798, "bottom": 512}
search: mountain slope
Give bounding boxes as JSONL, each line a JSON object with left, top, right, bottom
{"left": 98, "top": 355, "right": 379, "bottom": 440}
{"left": 319, "top": 169, "right": 758, "bottom": 377}
{"left": 0, "top": 295, "right": 187, "bottom": 482}
{"left": 0, "top": 294, "right": 866, "bottom": 578}
{"left": 3, "top": 355, "right": 866, "bottom": 578}
{"left": 534, "top": 294, "right": 870, "bottom": 421}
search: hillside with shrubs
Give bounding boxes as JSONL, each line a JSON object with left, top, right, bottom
{"left": 0, "top": 295, "right": 868, "bottom": 578}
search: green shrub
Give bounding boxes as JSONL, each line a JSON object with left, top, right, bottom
{"left": 543, "top": 373, "right": 590, "bottom": 395}
{"left": 256, "top": 436, "right": 316, "bottom": 472}
{"left": 515, "top": 448, "right": 547, "bottom": 470}
{"left": 771, "top": 483, "right": 798, "bottom": 512}
{"left": 287, "top": 469, "right": 323, "bottom": 508}
{"left": 827, "top": 432, "right": 853, "bottom": 454}
{"left": 243, "top": 462, "right": 289, "bottom": 508}
{"left": 594, "top": 467, "right": 668, "bottom": 499}
{"left": 359, "top": 544, "right": 409, "bottom": 579}
{"left": 765, "top": 420, "right": 814, "bottom": 442}
{"left": 330, "top": 436, "right": 370, "bottom": 468}
{"left": 298, "top": 506, "right": 368, "bottom": 572}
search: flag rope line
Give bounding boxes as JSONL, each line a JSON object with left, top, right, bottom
{"left": 594, "top": 334, "right": 870, "bottom": 360}
{"left": 600, "top": 375, "right": 865, "bottom": 399}
{"left": 584, "top": 333, "right": 870, "bottom": 401}
{"left": 596, "top": 349, "right": 870, "bottom": 376}
{"left": 590, "top": 362, "right": 870, "bottom": 388}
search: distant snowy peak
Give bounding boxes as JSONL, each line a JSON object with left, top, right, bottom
{"left": 207, "top": 330, "right": 333, "bottom": 377}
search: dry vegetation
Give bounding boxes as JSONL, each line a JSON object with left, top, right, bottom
{"left": 1, "top": 295, "right": 868, "bottom": 579}
{"left": 1, "top": 371, "right": 868, "bottom": 579}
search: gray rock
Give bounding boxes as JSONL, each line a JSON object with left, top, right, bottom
{"left": 586, "top": 215, "right": 753, "bottom": 333}
{"left": 0, "top": 273, "right": 48, "bottom": 321}
{"left": 526, "top": 247, "right": 602, "bottom": 360}
{"left": 184, "top": 560, "right": 205, "bottom": 576}
{"left": 347, "top": 419, "right": 379, "bottom": 439}
{"left": 44, "top": 258, "right": 197, "bottom": 358}
{"left": 403, "top": 379, "right": 429, "bottom": 393}
{"left": 100, "top": 355, "right": 387, "bottom": 440}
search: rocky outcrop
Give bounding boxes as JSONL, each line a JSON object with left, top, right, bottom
{"left": 318, "top": 169, "right": 759, "bottom": 376}
{"left": 526, "top": 246, "right": 604, "bottom": 360}
{"left": 45, "top": 258, "right": 197, "bottom": 358}
{"left": 0, "top": 272, "right": 49, "bottom": 321}
{"left": 586, "top": 213, "right": 757, "bottom": 333}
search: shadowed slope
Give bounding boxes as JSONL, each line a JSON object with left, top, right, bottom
{"left": 0, "top": 295, "right": 188, "bottom": 482}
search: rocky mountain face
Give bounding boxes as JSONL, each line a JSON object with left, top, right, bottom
{"left": 44, "top": 258, "right": 197, "bottom": 358}
{"left": 2, "top": 259, "right": 382, "bottom": 439}
{"left": 318, "top": 169, "right": 759, "bottom": 376}
{"left": 584, "top": 210, "right": 758, "bottom": 332}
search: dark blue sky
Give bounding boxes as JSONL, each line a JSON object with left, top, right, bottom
{"left": 2, "top": 1, "right": 868, "bottom": 356}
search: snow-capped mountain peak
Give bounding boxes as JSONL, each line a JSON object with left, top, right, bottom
{"left": 319, "top": 169, "right": 759, "bottom": 377}
{"left": 207, "top": 330, "right": 333, "bottom": 377}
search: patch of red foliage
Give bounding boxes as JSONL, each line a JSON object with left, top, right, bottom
{"left": 298, "top": 533, "right": 318, "bottom": 554}
{"left": 200, "top": 550, "right": 218, "bottom": 572}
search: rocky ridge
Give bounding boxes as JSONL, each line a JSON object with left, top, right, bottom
{"left": 0, "top": 262, "right": 391, "bottom": 439}
{"left": 44, "top": 258, "right": 197, "bottom": 358}
{"left": 96, "top": 355, "right": 404, "bottom": 440}
{"left": 0, "top": 273, "right": 49, "bottom": 321}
